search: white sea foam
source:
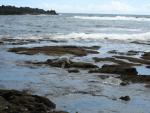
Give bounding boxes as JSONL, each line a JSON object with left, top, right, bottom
{"left": 52, "top": 32, "right": 150, "bottom": 41}
{"left": 10, "top": 32, "right": 150, "bottom": 42}
{"left": 73, "top": 16, "right": 150, "bottom": 22}
{"left": 94, "top": 27, "right": 141, "bottom": 32}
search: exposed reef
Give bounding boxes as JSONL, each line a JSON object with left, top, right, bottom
{"left": 27, "top": 58, "right": 98, "bottom": 69}
{"left": 8, "top": 46, "right": 99, "bottom": 56}
{"left": 0, "top": 89, "right": 68, "bottom": 113}
{"left": 93, "top": 57, "right": 140, "bottom": 66}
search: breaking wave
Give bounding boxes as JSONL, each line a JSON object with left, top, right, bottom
{"left": 52, "top": 32, "right": 150, "bottom": 41}
{"left": 73, "top": 16, "right": 150, "bottom": 22}
{"left": 6, "top": 32, "right": 150, "bottom": 42}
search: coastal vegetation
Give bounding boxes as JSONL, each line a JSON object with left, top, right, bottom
{"left": 0, "top": 5, "right": 57, "bottom": 15}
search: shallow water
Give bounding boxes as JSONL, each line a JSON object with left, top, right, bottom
{"left": 0, "top": 14, "right": 150, "bottom": 113}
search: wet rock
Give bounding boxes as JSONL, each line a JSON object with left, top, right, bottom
{"left": 127, "top": 50, "right": 141, "bottom": 56}
{"left": 119, "top": 96, "right": 130, "bottom": 101}
{"left": 0, "top": 38, "right": 37, "bottom": 45}
{"left": 9, "top": 46, "right": 99, "bottom": 56}
{"left": 108, "top": 50, "right": 118, "bottom": 54}
{"left": 0, "top": 89, "right": 68, "bottom": 113}
{"left": 88, "top": 65, "right": 150, "bottom": 83}
{"left": 93, "top": 57, "right": 115, "bottom": 62}
{"left": 93, "top": 57, "right": 139, "bottom": 66}
{"left": 98, "top": 75, "right": 109, "bottom": 80}
{"left": 142, "top": 52, "right": 150, "bottom": 60}
{"left": 120, "top": 82, "right": 129, "bottom": 86}
{"left": 113, "top": 56, "right": 150, "bottom": 65}
{"left": 145, "top": 84, "right": 150, "bottom": 88}
{"left": 83, "top": 46, "right": 100, "bottom": 50}
{"left": 120, "top": 74, "right": 150, "bottom": 83}
{"left": 89, "top": 65, "right": 138, "bottom": 76}
{"left": 146, "top": 65, "right": 150, "bottom": 68}
{"left": 131, "top": 41, "right": 150, "bottom": 45}
{"left": 49, "top": 40, "right": 61, "bottom": 43}
{"left": 27, "top": 58, "right": 98, "bottom": 69}
{"left": 46, "top": 59, "right": 98, "bottom": 69}
{"left": 68, "top": 69, "right": 79, "bottom": 73}
{"left": 0, "top": 41, "right": 3, "bottom": 45}
{"left": 108, "top": 50, "right": 140, "bottom": 56}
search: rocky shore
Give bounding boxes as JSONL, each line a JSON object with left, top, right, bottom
{"left": 8, "top": 45, "right": 99, "bottom": 56}
{"left": 7, "top": 41, "right": 150, "bottom": 84}
{"left": 0, "top": 37, "right": 150, "bottom": 113}
{"left": 0, "top": 89, "right": 67, "bottom": 113}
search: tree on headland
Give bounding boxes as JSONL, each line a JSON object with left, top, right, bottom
{"left": 0, "top": 5, "right": 58, "bottom": 15}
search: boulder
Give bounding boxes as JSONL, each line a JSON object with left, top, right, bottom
{"left": 0, "top": 89, "right": 68, "bottom": 113}
{"left": 120, "top": 82, "right": 129, "bottom": 86}
{"left": 119, "top": 96, "right": 130, "bottom": 101}
{"left": 146, "top": 65, "right": 150, "bottom": 68}
{"left": 89, "top": 65, "right": 138, "bottom": 76}
{"left": 46, "top": 59, "right": 98, "bottom": 69}
{"left": 68, "top": 69, "right": 79, "bottom": 73}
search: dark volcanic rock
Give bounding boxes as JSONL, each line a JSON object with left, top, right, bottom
{"left": 120, "top": 82, "right": 129, "bottom": 86}
{"left": 83, "top": 46, "right": 100, "bottom": 50}
{"left": 120, "top": 74, "right": 150, "bottom": 83}
{"left": 131, "top": 41, "right": 150, "bottom": 45}
{"left": 0, "top": 41, "right": 3, "bottom": 45}
{"left": 108, "top": 50, "right": 118, "bottom": 54}
{"left": 127, "top": 50, "right": 140, "bottom": 56}
{"left": 0, "top": 38, "right": 37, "bottom": 45}
{"left": 89, "top": 65, "right": 138, "bottom": 75}
{"left": 0, "top": 89, "right": 68, "bottom": 113}
{"left": 68, "top": 69, "right": 79, "bottom": 73}
{"left": 145, "top": 84, "right": 150, "bottom": 88}
{"left": 146, "top": 65, "right": 150, "bottom": 68}
{"left": 88, "top": 64, "right": 150, "bottom": 83}
{"left": 93, "top": 57, "right": 139, "bottom": 66}
{"left": 108, "top": 50, "right": 140, "bottom": 56}
{"left": 113, "top": 56, "right": 150, "bottom": 65}
{"left": 8, "top": 46, "right": 99, "bottom": 56}
{"left": 119, "top": 96, "right": 130, "bottom": 101}
{"left": 45, "top": 59, "right": 98, "bottom": 69}
{"left": 26, "top": 58, "right": 98, "bottom": 69}
{"left": 101, "top": 65, "right": 138, "bottom": 75}
{"left": 142, "top": 52, "right": 150, "bottom": 60}
{"left": 98, "top": 75, "right": 109, "bottom": 80}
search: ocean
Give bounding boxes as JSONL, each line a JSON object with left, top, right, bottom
{"left": 1, "top": 14, "right": 150, "bottom": 41}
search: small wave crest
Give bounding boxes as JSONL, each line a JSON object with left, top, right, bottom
{"left": 73, "top": 16, "right": 150, "bottom": 22}
{"left": 52, "top": 32, "right": 150, "bottom": 41}
{"left": 5, "top": 32, "right": 150, "bottom": 42}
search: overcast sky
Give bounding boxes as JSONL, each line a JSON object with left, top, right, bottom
{"left": 0, "top": 0, "right": 150, "bottom": 15}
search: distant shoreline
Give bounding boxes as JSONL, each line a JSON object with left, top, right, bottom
{"left": 0, "top": 5, "right": 58, "bottom": 15}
